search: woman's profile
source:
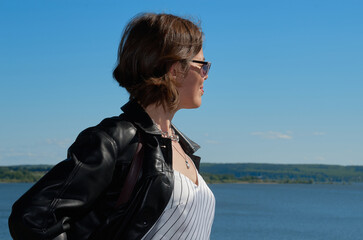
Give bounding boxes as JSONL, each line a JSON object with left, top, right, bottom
{"left": 9, "top": 13, "right": 215, "bottom": 240}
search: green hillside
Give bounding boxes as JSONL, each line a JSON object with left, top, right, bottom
{"left": 0, "top": 165, "right": 52, "bottom": 183}
{"left": 1, "top": 163, "right": 363, "bottom": 184}
{"left": 200, "top": 163, "right": 363, "bottom": 184}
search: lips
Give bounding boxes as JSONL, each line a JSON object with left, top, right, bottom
{"left": 200, "top": 86, "right": 204, "bottom": 95}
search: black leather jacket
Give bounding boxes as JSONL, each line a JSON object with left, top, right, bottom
{"left": 9, "top": 100, "right": 201, "bottom": 240}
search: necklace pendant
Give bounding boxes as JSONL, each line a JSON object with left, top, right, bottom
{"left": 171, "top": 134, "right": 179, "bottom": 142}
{"left": 185, "top": 160, "right": 190, "bottom": 169}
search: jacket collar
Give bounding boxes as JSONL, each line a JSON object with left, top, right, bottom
{"left": 121, "top": 99, "right": 160, "bottom": 134}
{"left": 121, "top": 99, "right": 200, "bottom": 154}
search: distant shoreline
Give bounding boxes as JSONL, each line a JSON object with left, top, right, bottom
{"left": 1, "top": 163, "right": 363, "bottom": 184}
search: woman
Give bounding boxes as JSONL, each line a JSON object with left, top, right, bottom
{"left": 9, "top": 13, "right": 215, "bottom": 240}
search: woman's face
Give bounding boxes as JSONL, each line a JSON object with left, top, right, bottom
{"left": 177, "top": 49, "right": 208, "bottom": 110}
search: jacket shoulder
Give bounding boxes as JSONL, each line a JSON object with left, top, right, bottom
{"left": 94, "top": 114, "right": 138, "bottom": 159}
{"left": 97, "top": 115, "right": 137, "bottom": 138}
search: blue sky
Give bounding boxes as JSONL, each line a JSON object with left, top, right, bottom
{"left": 1, "top": 0, "right": 362, "bottom": 166}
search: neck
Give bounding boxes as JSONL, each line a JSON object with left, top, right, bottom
{"left": 144, "top": 103, "right": 176, "bottom": 134}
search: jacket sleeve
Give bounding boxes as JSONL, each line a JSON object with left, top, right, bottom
{"left": 8, "top": 127, "right": 118, "bottom": 240}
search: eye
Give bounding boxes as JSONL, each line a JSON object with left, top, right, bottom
{"left": 190, "top": 60, "right": 211, "bottom": 77}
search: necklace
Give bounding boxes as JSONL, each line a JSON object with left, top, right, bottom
{"left": 172, "top": 144, "right": 190, "bottom": 169}
{"left": 155, "top": 124, "right": 179, "bottom": 142}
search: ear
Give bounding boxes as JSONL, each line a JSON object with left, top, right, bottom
{"left": 168, "top": 62, "right": 182, "bottom": 77}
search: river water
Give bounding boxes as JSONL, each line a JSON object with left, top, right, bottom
{"left": 2, "top": 183, "right": 363, "bottom": 240}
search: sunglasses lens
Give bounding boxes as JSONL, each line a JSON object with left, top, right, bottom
{"left": 202, "top": 64, "right": 209, "bottom": 76}
{"left": 191, "top": 60, "right": 210, "bottom": 77}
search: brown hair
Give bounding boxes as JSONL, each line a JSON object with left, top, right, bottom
{"left": 113, "top": 13, "right": 203, "bottom": 111}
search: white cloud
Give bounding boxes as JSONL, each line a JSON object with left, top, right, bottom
{"left": 313, "top": 132, "right": 326, "bottom": 136}
{"left": 203, "top": 133, "right": 220, "bottom": 145}
{"left": 205, "top": 140, "right": 220, "bottom": 144}
{"left": 0, "top": 139, "right": 71, "bottom": 165}
{"left": 45, "top": 138, "right": 72, "bottom": 148}
{"left": 251, "top": 131, "right": 293, "bottom": 140}
{"left": 315, "top": 156, "right": 326, "bottom": 161}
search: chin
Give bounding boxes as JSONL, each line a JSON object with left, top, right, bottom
{"left": 186, "top": 101, "right": 202, "bottom": 109}
{"left": 179, "top": 96, "right": 202, "bottom": 109}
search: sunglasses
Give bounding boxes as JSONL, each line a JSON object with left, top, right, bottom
{"left": 191, "top": 60, "right": 211, "bottom": 77}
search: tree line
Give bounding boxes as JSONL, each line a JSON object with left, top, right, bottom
{"left": 200, "top": 163, "right": 363, "bottom": 184}
{"left": 1, "top": 163, "right": 363, "bottom": 184}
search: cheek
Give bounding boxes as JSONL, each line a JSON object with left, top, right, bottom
{"left": 177, "top": 72, "right": 202, "bottom": 100}
{"left": 185, "top": 80, "right": 200, "bottom": 97}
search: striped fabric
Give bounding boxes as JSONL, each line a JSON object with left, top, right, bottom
{"left": 142, "top": 170, "right": 215, "bottom": 240}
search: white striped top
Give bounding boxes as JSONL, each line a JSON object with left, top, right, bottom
{"left": 142, "top": 170, "right": 215, "bottom": 240}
